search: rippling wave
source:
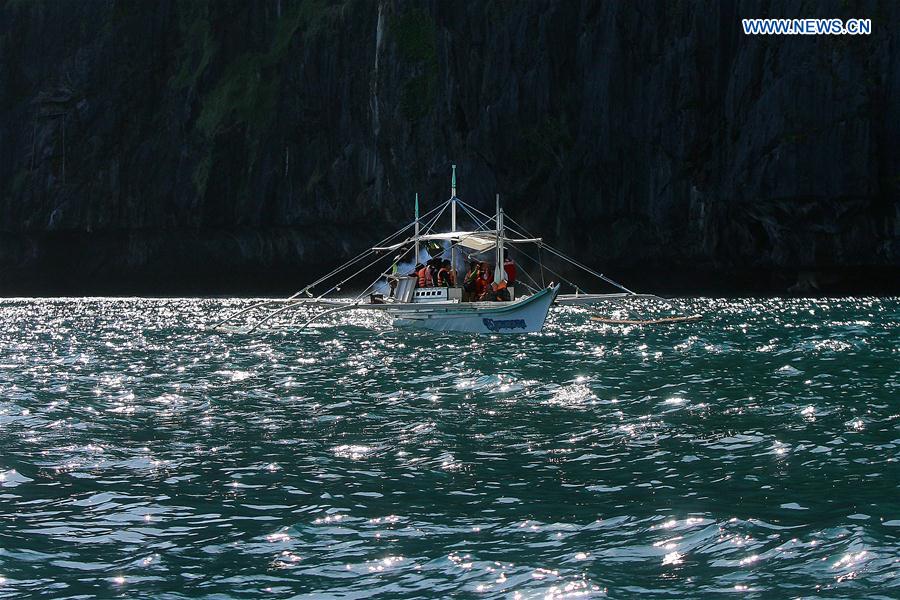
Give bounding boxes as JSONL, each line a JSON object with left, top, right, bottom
{"left": 0, "top": 297, "right": 898, "bottom": 598}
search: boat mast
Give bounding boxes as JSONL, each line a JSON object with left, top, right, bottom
{"left": 451, "top": 164, "right": 457, "bottom": 230}
{"left": 414, "top": 192, "right": 420, "bottom": 262}
{"left": 450, "top": 165, "right": 457, "bottom": 278}
{"left": 495, "top": 194, "right": 505, "bottom": 282}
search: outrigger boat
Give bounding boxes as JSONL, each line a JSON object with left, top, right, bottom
{"left": 214, "top": 166, "right": 662, "bottom": 334}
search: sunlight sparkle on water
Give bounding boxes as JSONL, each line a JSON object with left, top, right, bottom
{"left": 332, "top": 445, "right": 373, "bottom": 460}
{"left": 662, "top": 551, "right": 683, "bottom": 565}
{"left": 0, "top": 297, "right": 897, "bottom": 597}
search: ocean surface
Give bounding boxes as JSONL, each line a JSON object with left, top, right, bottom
{"left": 0, "top": 297, "right": 898, "bottom": 599}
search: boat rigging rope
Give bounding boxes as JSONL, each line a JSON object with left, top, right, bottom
{"left": 509, "top": 262, "right": 542, "bottom": 294}
{"left": 315, "top": 245, "right": 396, "bottom": 300}
{"left": 454, "top": 200, "right": 575, "bottom": 293}
{"left": 538, "top": 244, "right": 636, "bottom": 295}
{"left": 295, "top": 199, "right": 454, "bottom": 329}
{"left": 456, "top": 201, "right": 490, "bottom": 231}
{"left": 504, "top": 240, "right": 584, "bottom": 293}
{"left": 492, "top": 207, "right": 637, "bottom": 296}
{"left": 352, "top": 244, "right": 417, "bottom": 302}
{"left": 244, "top": 249, "right": 391, "bottom": 333}
{"left": 293, "top": 199, "right": 445, "bottom": 297}
{"left": 421, "top": 200, "right": 449, "bottom": 235}
{"left": 217, "top": 192, "right": 642, "bottom": 333}
{"left": 212, "top": 202, "right": 446, "bottom": 329}
{"left": 276, "top": 193, "right": 462, "bottom": 329}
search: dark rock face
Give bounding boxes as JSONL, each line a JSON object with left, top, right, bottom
{"left": 1, "top": 0, "right": 898, "bottom": 294}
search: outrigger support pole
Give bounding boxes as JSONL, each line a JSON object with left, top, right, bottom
{"left": 297, "top": 302, "right": 363, "bottom": 331}
{"left": 248, "top": 300, "right": 361, "bottom": 334}
{"left": 242, "top": 240, "right": 400, "bottom": 332}
{"left": 211, "top": 299, "right": 284, "bottom": 332}
{"left": 211, "top": 202, "right": 446, "bottom": 331}
{"left": 246, "top": 299, "right": 306, "bottom": 333}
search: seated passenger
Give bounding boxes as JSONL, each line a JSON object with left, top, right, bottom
{"left": 444, "top": 259, "right": 456, "bottom": 286}
{"left": 480, "top": 261, "right": 494, "bottom": 285}
{"left": 495, "top": 280, "right": 511, "bottom": 301}
{"left": 437, "top": 260, "right": 453, "bottom": 287}
{"left": 415, "top": 263, "right": 430, "bottom": 288}
{"left": 474, "top": 267, "right": 490, "bottom": 300}
{"left": 426, "top": 257, "right": 441, "bottom": 286}
{"left": 484, "top": 280, "right": 511, "bottom": 302}
{"left": 462, "top": 261, "right": 479, "bottom": 301}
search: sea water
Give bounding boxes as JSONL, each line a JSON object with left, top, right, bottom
{"left": 0, "top": 297, "right": 897, "bottom": 598}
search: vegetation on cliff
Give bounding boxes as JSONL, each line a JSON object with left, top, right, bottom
{"left": 0, "top": 0, "right": 897, "bottom": 293}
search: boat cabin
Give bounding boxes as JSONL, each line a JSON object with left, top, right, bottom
{"left": 385, "top": 275, "right": 516, "bottom": 305}
{"left": 413, "top": 286, "right": 460, "bottom": 303}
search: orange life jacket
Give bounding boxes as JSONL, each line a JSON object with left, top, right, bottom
{"left": 417, "top": 267, "right": 428, "bottom": 288}
{"left": 437, "top": 267, "right": 450, "bottom": 287}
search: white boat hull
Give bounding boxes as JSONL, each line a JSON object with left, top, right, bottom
{"left": 390, "top": 285, "right": 559, "bottom": 333}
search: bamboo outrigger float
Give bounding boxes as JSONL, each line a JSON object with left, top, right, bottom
{"left": 213, "top": 166, "right": 664, "bottom": 334}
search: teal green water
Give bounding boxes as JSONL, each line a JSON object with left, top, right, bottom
{"left": 0, "top": 298, "right": 898, "bottom": 598}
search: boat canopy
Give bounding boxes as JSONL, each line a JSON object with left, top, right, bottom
{"left": 373, "top": 231, "right": 542, "bottom": 253}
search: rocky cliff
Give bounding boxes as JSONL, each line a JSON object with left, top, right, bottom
{"left": 1, "top": 0, "right": 898, "bottom": 294}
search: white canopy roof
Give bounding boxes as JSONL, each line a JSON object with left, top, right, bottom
{"left": 373, "top": 231, "right": 541, "bottom": 253}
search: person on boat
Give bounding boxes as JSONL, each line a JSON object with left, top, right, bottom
{"left": 496, "top": 280, "right": 511, "bottom": 301}
{"left": 416, "top": 263, "right": 431, "bottom": 288}
{"left": 428, "top": 258, "right": 442, "bottom": 286}
{"left": 388, "top": 255, "right": 402, "bottom": 297}
{"left": 462, "top": 260, "right": 479, "bottom": 301}
{"left": 437, "top": 259, "right": 454, "bottom": 287}
{"left": 474, "top": 265, "right": 491, "bottom": 300}
{"left": 503, "top": 256, "right": 517, "bottom": 287}
{"left": 480, "top": 261, "right": 494, "bottom": 285}
{"left": 446, "top": 259, "right": 457, "bottom": 286}
{"left": 484, "top": 280, "right": 511, "bottom": 302}
{"left": 476, "top": 261, "right": 494, "bottom": 299}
